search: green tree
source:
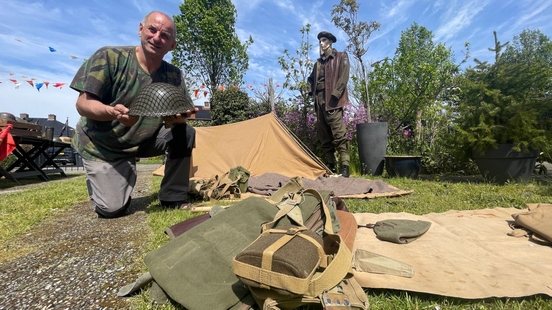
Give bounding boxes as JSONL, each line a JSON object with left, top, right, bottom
{"left": 277, "top": 24, "right": 314, "bottom": 139}
{"left": 454, "top": 30, "right": 552, "bottom": 158}
{"left": 331, "top": 0, "right": 381, "bottom": 122}
{"left": 370, "top": 23, "right": 468, "bottom": 152}
{"left": 172, "top": 0, "right": 253, "bottom": 94}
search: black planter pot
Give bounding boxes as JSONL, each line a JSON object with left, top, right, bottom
{"left": 384, "top": 155, "right": 422, "bottom": 178}
{"left": 356, "top": 122, "right": 388, "bottom": 176}
{"left": 471, "top": 144, "right": 540, "bottom": 184}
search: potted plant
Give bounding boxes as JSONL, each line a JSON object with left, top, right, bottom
{"left": 453, "top": 30, "right": 552, "bottom": 184}
{"left": 383, "top": 126, "right": 423, "bottom": 178}
{"left": 369, "top": 23, "right": 463, "bottom": 178}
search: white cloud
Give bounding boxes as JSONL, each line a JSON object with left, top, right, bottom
{"left": 434, "top": 0, "right": 492, "bottom": 42}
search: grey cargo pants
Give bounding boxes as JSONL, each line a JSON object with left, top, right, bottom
{"left": 83, "top": 123, "right": 195, "bottom": 218}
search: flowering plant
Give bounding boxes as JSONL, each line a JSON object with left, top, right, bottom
{"left": 386, "top": 124, "right": 423, "bottom": 156}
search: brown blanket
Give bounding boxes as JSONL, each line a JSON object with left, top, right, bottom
{"left": 248, "top": 173, "right": 412, "bottom": 198}
{"left": 352, "top": 208, "right": 552, "bottom": 299}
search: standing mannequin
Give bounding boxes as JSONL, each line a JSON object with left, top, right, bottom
{"left": 307, "top": 31, "right": 351, "bottom": 177}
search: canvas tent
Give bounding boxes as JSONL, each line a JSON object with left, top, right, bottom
{"left": 154, "top": 113, "right": 330, "bottom": 180}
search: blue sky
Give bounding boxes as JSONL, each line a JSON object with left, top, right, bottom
{"left": 1, "top": 0, "right": 551, "bottom": 127}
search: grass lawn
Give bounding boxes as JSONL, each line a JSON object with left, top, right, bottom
{"left": 1, "top": 171, "right": 551, "bottom": 309}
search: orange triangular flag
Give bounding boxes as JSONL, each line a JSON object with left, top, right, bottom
{"left": 203, "top": 91, "right": 208, "bottom": 97}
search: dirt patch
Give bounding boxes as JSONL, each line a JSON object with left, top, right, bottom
{"left": 0, "top": 170, "right": 155, "bottom": 309}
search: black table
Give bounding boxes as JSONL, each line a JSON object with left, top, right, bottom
{"left": 0, "top": 136, "right": 72, "bottom": 182}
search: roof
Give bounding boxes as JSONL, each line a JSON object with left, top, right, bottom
{"left": 189, "top": 106, "right": 211, "bottom": 121}
{"left": 23, "top": 116, "right": 74, "bottom": 138}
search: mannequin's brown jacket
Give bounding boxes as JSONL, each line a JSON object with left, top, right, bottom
{"left": 307, "top": 48, "right": 350, "bottom": 111}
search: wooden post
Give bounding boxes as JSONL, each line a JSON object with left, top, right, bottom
{"left": 269, "top": 78, "right": 275, "bottom": 112}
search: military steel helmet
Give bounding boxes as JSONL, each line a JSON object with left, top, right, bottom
{"left": 129, "top": 83, "right": 194, "bottom": 117}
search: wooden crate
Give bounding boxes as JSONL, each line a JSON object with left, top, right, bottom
{"left": 0, "top": 119, "right": 42, "bottom": 137}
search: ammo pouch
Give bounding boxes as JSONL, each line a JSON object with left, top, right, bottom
{"left": 228, "top": 165, "right": 250, "bottom": 193}
{"left": 189, "top": 166, "right": 250, "bottom": 201}
{"left": 232, "top": 189, "right": 369, "bottom": 310}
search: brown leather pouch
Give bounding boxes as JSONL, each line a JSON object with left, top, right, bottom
{"left": 336, "top": 210, "right": 358, "bottom": 252}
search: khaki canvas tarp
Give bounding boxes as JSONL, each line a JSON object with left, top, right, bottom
{"left": 352, "top": 208, "right": 552, "bottom": 299}
{"left": 153, "top": 113, "right": 330, "bottom": 180}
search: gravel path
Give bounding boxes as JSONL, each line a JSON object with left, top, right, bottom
{"left": 0, "top": 170, "right": 155, "bottom": 309}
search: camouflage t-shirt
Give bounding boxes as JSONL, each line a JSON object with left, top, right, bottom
{"left": 70, "top": 46, "right": 191, "bottom": 162}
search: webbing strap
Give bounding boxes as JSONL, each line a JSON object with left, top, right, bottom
{"left": 303, "top": 189, "right": 334, "bottom": 234}
{"left": 262, "top": 194, "right": 303, "bottom": 231}
{"left": 306, "top": 234, "right": 352, "bottom": 296}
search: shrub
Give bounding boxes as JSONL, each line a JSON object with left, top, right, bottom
{"left": 209, "top": 87, "right": 251, "bottom": 125}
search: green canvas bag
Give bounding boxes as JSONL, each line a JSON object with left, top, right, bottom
{"left": 144, "top": 196, "right": 276, "bottom": 310}
{"left": 144, "top": 188, "right": 335, "bottom": 310}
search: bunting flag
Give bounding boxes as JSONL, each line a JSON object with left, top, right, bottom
{"left": 12, "top": 37, "right": 87, "bottom": 60}
{"left": 2, "top": 75, "right": 66, "bottom": 91}
{"left": 0, "top": 124, "right": 17, "bottom": 162}
{"left": 204, "top": 91, "right": 208, "bottom": 97}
